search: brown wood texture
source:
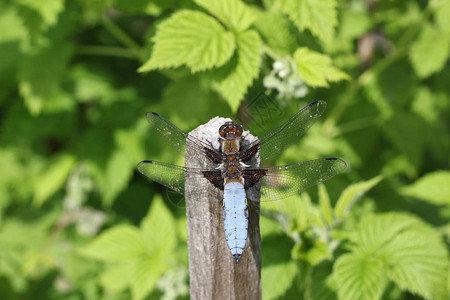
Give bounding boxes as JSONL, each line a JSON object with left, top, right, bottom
{"left": 185, "top": 117, "right": 261, "bottom": 300}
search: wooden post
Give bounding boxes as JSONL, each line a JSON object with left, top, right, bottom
{"left": 185, "top": 117, "right": 261, "bottom": 300}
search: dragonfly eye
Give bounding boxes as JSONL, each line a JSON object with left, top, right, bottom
{"left": 219, "top": 122, "right": 243, "bottom": 138}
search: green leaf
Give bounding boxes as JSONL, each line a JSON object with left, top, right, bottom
{"left": 33, "top": 154, "right": 75, "bottom": 206}
{"left": 140, "top": 195, "right": 176, "bottom": 254}
{"left": 139, "top": 10, "right": 236, "bottom": 73}
{"left": 280, "top": 0, "right": 337, "bottom": 43}
{"left": 380, "top": 225, "right": 448, "bottom": 299}
{"left": 0, "top": 209, "right": 59, "bottom": 249}
{"left": 353, "top": 213, "right": 449, "bottom": 299}
{"left": 318, "top": 184, "right": 333, "bottom": 225}
{"left": 115, "top": 0, "right": 175, "bottom": 16}
{"left": 70, "top": 65, "right": 116, "bottom": 105}
{"left": 412, "top": 86, "right": 439, "bottom": 124}
{"left": 352, "top": 213, "right": 419, "bottom": 253}
{"left": 194, "top": 0, "right": 257, "bottom": 32}
{"left": 383, "top": 113, "right": 427, "bottom": 167}
{"left": 100, "top": 262, "right": 134, "bottom": 293}
{"left": 158, "top": 76, "right": 231, "bottom": 125}
{"left": 362, "top": 77, "right": 394, "bottom": 120}
{"left": 84, "top": 197, "right": 177, "bottom": 300}
{"left": 260, "top": 215, "right": 285, "bottom": 237}
{"left": 212, "top": 30, "right": 261, "bottom": 111}
{"left": 333, "top": 253, "right": 387, "bottom": 300}
{"left": 262, "top": 261, "right": 298, "bottom": 300}
{"left": 293, "top": 194, "right": 313, "bottom": 232}
{"left": 0, "top": 7, "right": 29, "bottom": 44}
{"left": 129, "top": 196, "right": 176, "bottom": 300}
{"left": 115, "top": 126, "right": 145, "bottom": 163}
{"left": 263, "top": 193, "right": 312, "bottom": 232}
{"left": 15, "top": 0, "right": 64, "bottom": 29}
{"left": 337, "top": 10, "right": 373, "bottom": 43}
{"left": 334, "top": 176, "right": 382, "bottom": 219}
{"left": 309, "top": 263, "right": 337, "bottom": 300}
{"left": 409, "top": 23, "right": 449, "bottom": 78}
{"left": 304, "top": 240, "right": 333, "bottom": 266}
{"left": 294, "top": 47, "right": 349, "bottom": 87}
{"left": 131, "top": 253, "right": 167, "bottom": 300}
{"left": 253, "top": 10, "right": 297, "bottom": 55}
{"left": 79, "top": 225, "right": 146, "bottom": 261}
{"left": 0, "top": 148, "right": 32, "bottom": 212}
{"left": 100, "top": 148, "right": 136, "bottom": 206}
{"left": 382, "top": 155, "right": 417, "bottom": 179}
{"left": 401, "top": 171, "right": 450, "bottom": 205}
{"left": 19, "top": 41, "right": 73, "bottom": 114}
{"left": 433, "top": 0, "right": 450, "bottom": 34}
{"left": 0, "top": 208, "right": 60, "bottom": 278}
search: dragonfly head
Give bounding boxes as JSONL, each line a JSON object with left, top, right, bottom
{"left": 219, "top": 121, "right": 243, "bottom": 140}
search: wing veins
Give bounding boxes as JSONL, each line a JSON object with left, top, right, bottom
{"left": 146, "top": 112, "right": 222, "bottom": 162}
{"left": 249, "top": 100, "right": 327, "bottom": 162}
{"left": 246, "top": 158, "right": 346, "bottom": 202}
{"left": 137, "top": 160, "right": 218, "bottom": 194}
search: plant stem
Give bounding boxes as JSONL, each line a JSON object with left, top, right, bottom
{"left": 331, "top": 116, "right": 380, "bottom": 137}
{"left": 101, "top": 14, "right": 144, "bottom": 62}
{"left": 262, "top": 44, "right": 282, "bottom": 61}
{"left": 76, "top": 45, "right": 138, "bottom": 59}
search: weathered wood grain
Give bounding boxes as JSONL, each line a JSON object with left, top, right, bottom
{"left": 185, "top": 117, "right": 261, "bottom": 300}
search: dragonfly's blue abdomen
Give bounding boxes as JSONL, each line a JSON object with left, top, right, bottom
{"left": 223, "top": 181, "right": 248, "bottom": 264}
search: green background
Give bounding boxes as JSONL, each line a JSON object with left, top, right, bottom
{"left": 0, "top": 0, "right": 449, "bottom": 299}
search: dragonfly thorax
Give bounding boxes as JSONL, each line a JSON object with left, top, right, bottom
{"left": 221, "top": 139, "right": 241, "bottom": 154}
{"left": 219, "top": 122, "right": 244, "bottom": 154}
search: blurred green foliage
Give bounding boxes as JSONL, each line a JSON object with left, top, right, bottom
{"left": 0, "top": 0, "right": 449, "bottom": 299}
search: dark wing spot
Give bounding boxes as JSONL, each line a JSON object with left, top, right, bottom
{"left": 202, "top": 170, "right": 224, "bottom": 190}
{"left": 243, "top": 168, "right": 267, "bottom": 188}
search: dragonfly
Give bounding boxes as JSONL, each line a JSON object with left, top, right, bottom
{"left": 137, "top": 100, "right": 346, "bottom": 263}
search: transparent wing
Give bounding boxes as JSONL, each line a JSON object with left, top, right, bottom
{"left": 138, "top": 158, "right": 346, "bottom": 203}
{"left": 137, "top": 160, "right": 212, "bottom": 194}
{"left": 146, "top": 112, "right": 221, "bottom": 166}
{"left": 252, "top": 100, "right": 327, "bottom": 162}
{"left": 246, "top": 157, "right": 346, "bottom": 202}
